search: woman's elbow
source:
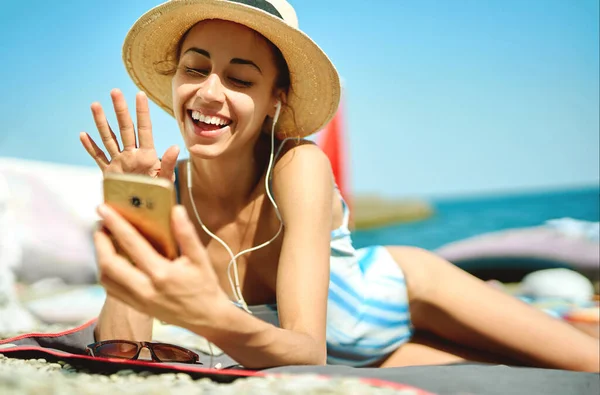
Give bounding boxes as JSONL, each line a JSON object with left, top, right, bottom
{"left": 310, "top": 339, "right": 328, "bottom": 366}
{"left": 293, "top": 334, "right": 327, "bottom": 366}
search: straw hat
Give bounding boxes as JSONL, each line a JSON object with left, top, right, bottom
{"left": 122, "top": 0, "right": 341, "bottom": 137}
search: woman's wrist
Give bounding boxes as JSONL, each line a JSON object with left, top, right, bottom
{"left": 95, "top": 295, "right": 153, "bottom": 341}
{"left": 180, "top": 295, "right": 236, "bottom": 336}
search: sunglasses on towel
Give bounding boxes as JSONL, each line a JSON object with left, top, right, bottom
{"left": 86, "top": 340, "right": 201, "bottom": 364}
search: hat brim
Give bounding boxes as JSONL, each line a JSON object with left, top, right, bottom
{"left": 122, "top": 0, "right": 340, "bottom": 137}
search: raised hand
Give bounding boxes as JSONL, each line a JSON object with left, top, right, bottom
{"left": 80, "top": 89, "right": 180, "bottom": 180}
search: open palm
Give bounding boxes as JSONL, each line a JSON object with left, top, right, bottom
{"left": 80, "top": 89, "right": 179, "bottom": 180}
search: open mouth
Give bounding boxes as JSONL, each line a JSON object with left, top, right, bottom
{"left": 188, "top": 110, "right": 232, "bottom": 131}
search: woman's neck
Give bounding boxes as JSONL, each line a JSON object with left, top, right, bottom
{"left": 187, "top": 135, "right": 271, "bottom": 211}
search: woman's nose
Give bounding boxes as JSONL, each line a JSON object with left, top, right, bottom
{"left": 196, "top": 73, "right": 225, "bottom": 103}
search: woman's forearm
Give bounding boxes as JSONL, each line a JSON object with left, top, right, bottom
{"left": 188, "top": 303, "right": 326, "bottom": 369}
{"left": 94, "top": 295, "right": 153, "bottom": 342}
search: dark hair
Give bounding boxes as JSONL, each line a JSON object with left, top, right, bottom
{"left": 265, "top": 39, "right": 290, "bottom": 94}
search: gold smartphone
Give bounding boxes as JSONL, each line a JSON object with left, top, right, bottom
{"left": 103, "top": 173, "right": 178, "bottom": 260}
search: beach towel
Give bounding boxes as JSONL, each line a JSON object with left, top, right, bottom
{"left": 1, "top": 321, "right": 598, "bottom": 395}
{"left": 0, "top": 319, "right": 431, "bottom": 393}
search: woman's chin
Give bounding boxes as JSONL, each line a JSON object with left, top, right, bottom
{"left": 181, "top": 126, "right": 229, "bottom": 157}
{"left": 186, "top": 143, "right": 228, "bottom": 159}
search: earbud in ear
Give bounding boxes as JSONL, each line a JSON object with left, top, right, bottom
{"left": 273, "top": 100, "right": 282, "bottom": 125}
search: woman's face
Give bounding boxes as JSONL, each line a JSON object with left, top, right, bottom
{"left": 172, "top": 20, "right": 281, "bottom": 158}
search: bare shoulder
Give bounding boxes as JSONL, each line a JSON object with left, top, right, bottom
{"left": 272, "top": 139, "right": 332, "bottom": 180}
{"left": 270, "top": 139, "right": 334, "bottom": 225}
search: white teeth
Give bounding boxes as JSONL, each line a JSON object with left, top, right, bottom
{"left": 191, "top": 110, "right": 229, "bottom": 126}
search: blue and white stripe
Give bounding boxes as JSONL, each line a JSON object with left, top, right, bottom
{"left": 324, "top": 195, "right": 413, "bottom": 366}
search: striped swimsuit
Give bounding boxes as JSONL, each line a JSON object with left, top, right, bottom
{"left": 174, "top": 166, "right": 413, "bottom": 366}
{"left": 324, "top": 195, "right": 413, "bottom": 366}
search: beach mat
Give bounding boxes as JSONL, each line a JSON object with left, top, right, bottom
{"left": 264, "top": 364, "right": 600, "bottom": 395}
{"left": 2, "top": 321, "right": 599, "bottom": 395}
{"left": 0, "top": 319, "right": 431, "bottom": 393}
{"left": 0, "top": 319, "right": 242, "bottom": 377}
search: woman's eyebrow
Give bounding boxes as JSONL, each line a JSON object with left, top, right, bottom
{"left": 231, "top": 58, "right": 262, "bottom": 74}
{"left": 184, "top": 47, "right": 210, "bottom": 58}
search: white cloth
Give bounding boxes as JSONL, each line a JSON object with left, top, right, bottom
{"left": 0, "top": 173, "right": 37, "bottom": 333}
{"left": 519, "top": 268, "right": 595, "bottom": 303}
{"left": 0, "top": 157, "right": 103, "bottom": 284}
{"left": 545, "top": 218, "right": 600, "bottom": 243}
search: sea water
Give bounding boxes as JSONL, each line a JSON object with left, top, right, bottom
{"left": 352, "top": 187, "right": 600, "bottom": 250}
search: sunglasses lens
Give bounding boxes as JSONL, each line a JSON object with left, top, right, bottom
{"left": 94, "top": 342, "right": 139, "bottom": 359}
{"left": 152, "top": 344, "right": 195, "bottom": 362}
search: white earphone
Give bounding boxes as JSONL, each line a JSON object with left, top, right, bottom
{"left": 186, "top": 97, "right": 287, "bottom": 314}
{"left": 185, "top": 96, "right": 292, "bottom": 368}
{"left": 274, "top": 99, "right": 282, "bottom": 124}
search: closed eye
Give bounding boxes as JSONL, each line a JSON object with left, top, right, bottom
{"left": 229, "top": 77, "right": 253, "bottom": 88}
{"left": 184, "top": 67, "right": 208, "bottom": 77}
{"left": 183, "top": 67, "right": 253, "bottom": 88}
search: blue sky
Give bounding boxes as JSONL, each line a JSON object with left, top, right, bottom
{"left": 0, "top": 0, "right": 598, "bottom": 198}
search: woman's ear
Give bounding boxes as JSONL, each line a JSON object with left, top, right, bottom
{"left": 268, "top": 91, "right": 287, "bottom": 118}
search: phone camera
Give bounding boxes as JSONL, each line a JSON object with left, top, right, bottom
{"left": 130, "top": 196, "right": 142, "bottom": 208}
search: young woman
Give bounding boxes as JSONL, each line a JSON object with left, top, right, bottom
{"left": 80, "top": 0, "right": 599, "bottom": 371}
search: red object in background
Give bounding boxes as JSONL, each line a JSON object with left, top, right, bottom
{"left": 317, "top": 98, "right": 352, "bottom": 208}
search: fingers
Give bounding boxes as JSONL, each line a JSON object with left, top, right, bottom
{"left": 91, "top": 102, "right": 121, "bottom": 158}
{"left": 93, "top": 230, "right": 146, "bottom": 302}
{"left": 94, "top": 222, "right": 159, "bottom": 312}
{"left": 172, "top": 206, "right": 210, "bottom": 265}
{"left": 111, "top": 89, "right": 137, "bottom": 151}
{"left": 79, "top": 132, "right": 109, "bottom": 171}
{"left": 93, "top": 226, "right": 118, "bottom": 256}
{"left": 136, "top": 92, "right": 154, "bottom": 149}
{"left": 159, "top": 145, "right": 180, "bottom": 181}
{"left": 96, "top": 204, "right": 162, "bottom": 274}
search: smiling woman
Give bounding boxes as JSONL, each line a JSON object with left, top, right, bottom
{"left": 170, "top": 20, "right": 286, "bottom": 156}
{"left": 78, "top": 0, "right": 599, "bottom": 372}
